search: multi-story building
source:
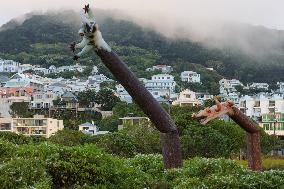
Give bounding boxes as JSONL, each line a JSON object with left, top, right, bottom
{"left": 0, "top": 59, "right": 20, "bottom": 72}
{"left": 239, "top": 93, "right": 284, "bottom": 137}
{"left": 249, "top": 83, "right": 269, "bottom": 90}
{"left": 5, "top": 73, "right": 44, "bottom": 92}
{"left": 79, "top": 122, "right": 109, "bottom": 135}
{"left": 118, "top": 117, "right": 150, "bottom": 130}
{"left": 181, "top": 71, "right": 201, "bottom": 83}
{"left": 0, "top": 115, "right": 64, "bottom": 138}
{"left": 0, "top": 86, "right": 33, "bottom": 103}
{"left": 146, "top": 65, "right": 173, "bottom": 73}
{"left": 219, "top": 78, "right": 243, "bottom": 96}
{"left": 18, "top": 64, "right": 36, "bottom": 73}
{"left": 30, "top": 91, "right": 58, "bottom": 109}
{"left": 145, "top": 74, "right": 176, "bottom": 97}
{"left": 278, "top": 82, "right": 284, "bottom": 93}
{"left": 172, "top": 89, "right": 201, "bottom": 106}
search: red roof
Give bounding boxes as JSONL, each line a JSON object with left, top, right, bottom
{"left": 0, "top": 87, "right": 33, "bottom": 96}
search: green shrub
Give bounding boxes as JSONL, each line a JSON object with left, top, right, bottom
{"left": 0, "top": 157, "right": 52, "bottom": 189}
{"left": 0, "top": 140, "right": 17, "bottom": 161}
{"left": 46, "top": 144, "right": 148, "bottom": 188}
{"left": 48, "top": 129, "right": 86, "bottom": 146}
{"left": 94, "top": 132, "right": 137, "bottom": 157}
{"left": 0, "top": 132, "right": 30, "bottom": 145}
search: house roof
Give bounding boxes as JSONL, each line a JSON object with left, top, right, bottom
{"left": 61, "top": 91, "right": 77, "bottom": 100}
{"left": 0, "top": 75, "right": 9, "bottom": 83}
{"left": 79, "top": 122, "right": 95, "bottom": 127}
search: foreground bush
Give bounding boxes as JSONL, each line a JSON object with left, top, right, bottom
{"left": 0, "top": 139, "right": 283, "bottom": 188}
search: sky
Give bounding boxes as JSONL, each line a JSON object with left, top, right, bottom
{"left": 0, "top": 0, "right": 283, "bottom": 30}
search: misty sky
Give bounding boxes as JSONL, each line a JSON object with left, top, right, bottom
{"left": 0, "top": 0, "right": 283, "bottom": 30}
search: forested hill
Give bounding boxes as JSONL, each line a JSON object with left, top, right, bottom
{"left": 0, "top": 10, "right": 284, "bottom": 83}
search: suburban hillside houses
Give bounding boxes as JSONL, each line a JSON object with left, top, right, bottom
{"left": 0, "top": 58, "right": 284, "bottom": 141}
{"left": 181, "top": 71, "right": 201, "bottom": 83}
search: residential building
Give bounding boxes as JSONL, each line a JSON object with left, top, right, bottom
{"left": 5, "top": 73, "right": 44, "bottom": 91}
{"left": 145, "top": 74, "right": 176, "bottom": 97}
{"left": 0, "top": 59, "right": 20, "bottom": 72}
{"left": 239, "top": 93, "right": 284, "bottom": 137}
{"left": 18, "top": 64, "right": 36, "bottom": 73}
{"left": 172, "top": 89, "right": 201, "bottom": 106}
{"left": 249, "top": 83, "right": 269, "bottom": 90}
{"left": 0, "top": 86, "right": 33, "bottom": 103}
{"left": 196, "top": 92, "right": 213, "bottom": 103}
{"left": 48, "top": 65, "right": 57, "bottom": 73}
{"left": 79, "top": 122, "right": 109, "bottom": 135}
{"left": 278, "top": 82, "right": 284, "bottom": 93}
{"left": 88, "top": 74, "right": 112, "bottom": 84}
{"left": 0, "top": 117, "right": 12, "bottom": 131}
{"left": 0, "top": 75, "right": 9, "bottom": 87}
{"left": 30, "top": 91, "right": 58, "bottom": 109}
{"left": 0, "top": 115, "right": 64, "bottom": 138}
{"left": 146, "top": 65, "right": 173, "bottom": 73}
{"left": 219, "top": 78, "right": 243, "bottom": 96}
{"left": 56, "top": 91, "right": 78, "bottom": 109}
{"left": 45, "top": 82, "right": 71, "bottom": 96}
{"left": 118, "top": 117, "right": 150, "bottom": 130}
{"left": 181, "top": 71, "right": 201, "bottom": 83}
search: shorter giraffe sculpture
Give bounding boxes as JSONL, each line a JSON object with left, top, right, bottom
{"left": 192, "top": 98, "right": 262, "bottom": 171}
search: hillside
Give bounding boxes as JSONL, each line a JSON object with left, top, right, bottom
{"left": 0, "top": 10, "right": 284, "bottom": 84}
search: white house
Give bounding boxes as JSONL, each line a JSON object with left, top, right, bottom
{"left": 5, "top": 73, "right": 44, "bottom": 92}
{"left": 18, "top": 64, "right": 36, "bottom": 73}
{"left": 86, "top": 80, "right": 100, "bottom": 92}
{"left": 79, "top": 122, "right": 109, "bottom": 135}
{"left": 49, "top": 65, "right": 57, "bottom": 73}
{"left": 30, "top": 91, "right": 58, "bottom": 109}
{"left": 146, "top": 65, "right": 173, "bottom": 73}
{"left": 239, "top": 93, "right": 284, "bottom": 137}
{"left": 172, "top": 89, "right": 201, "bottom": 106}
{"left": 249, "top": 83, "right": 269, "bottom": 90}
{"left": 0, "top": 59, "right": 20, "bottom": 73}
{"left": 278, "top": 82, "right": 284, "bottom": 93}
{"left": 88, "top": 74, "right": 112, "bottom": 84}
{"left": 145, "top": 74, "right": 176, "bottom": 97}
{"left": 181, "top": 71, "right": 201, "bottom": 83}
{"left": 219, "top": 78, "right": 243, "bottom": 96}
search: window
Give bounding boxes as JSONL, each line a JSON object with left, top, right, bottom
{"left": 254, "top": 101, "right": 260, "bottom": 107}
{"left": 269, "top": 100, "right": 275, "bottom": 107}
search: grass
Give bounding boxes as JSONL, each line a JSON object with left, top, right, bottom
{"left": 236, "top": 157, "right": 284, "bottom": 170}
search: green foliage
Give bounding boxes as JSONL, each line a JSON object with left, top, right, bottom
{"left": 95, "top": 88, "right": 121, "bottom": 111}
{"left": 181, "top": 125, "right": 232, "bottom": 158}
{"left": 77, "top": 89, "right": 97, "bottom": 107}
{"left": 112, "top": 102, "right": 145, "bottom": 117}
{"left": 0, "top": 132, "right": 31, "bottom": 145}
{"left": 93, "top": 132, "right": 137, "bottom": 157}
{"left": 0, "top": 136, "right": 283, "bottom": 188}
{"left": 52, "top": 110, "right": 101, "bottom": 130}
{"left": 121, "top": 123, "right": 161, "bottom": 154}
{"left": 48, "top": 129, "right": 86, "bottom": 146}
{"left": 9, "top": 102, "right": 34, "bottom": 118}
{"left": 0, "top": 157, "right": 52, "bottom": 189}
{"left": 98, "top": 115, "right": 120, "bottom": 132}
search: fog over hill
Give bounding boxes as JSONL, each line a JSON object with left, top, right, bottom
{"left": 0, "top": 9, "right": 284, "bottom": 83}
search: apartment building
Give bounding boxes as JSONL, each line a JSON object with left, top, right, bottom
{"left": 0, "top": 115, "right": 64, "bottom": 138}
{"left": 181, "top": 71, "right": 201, "bottom": 83}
